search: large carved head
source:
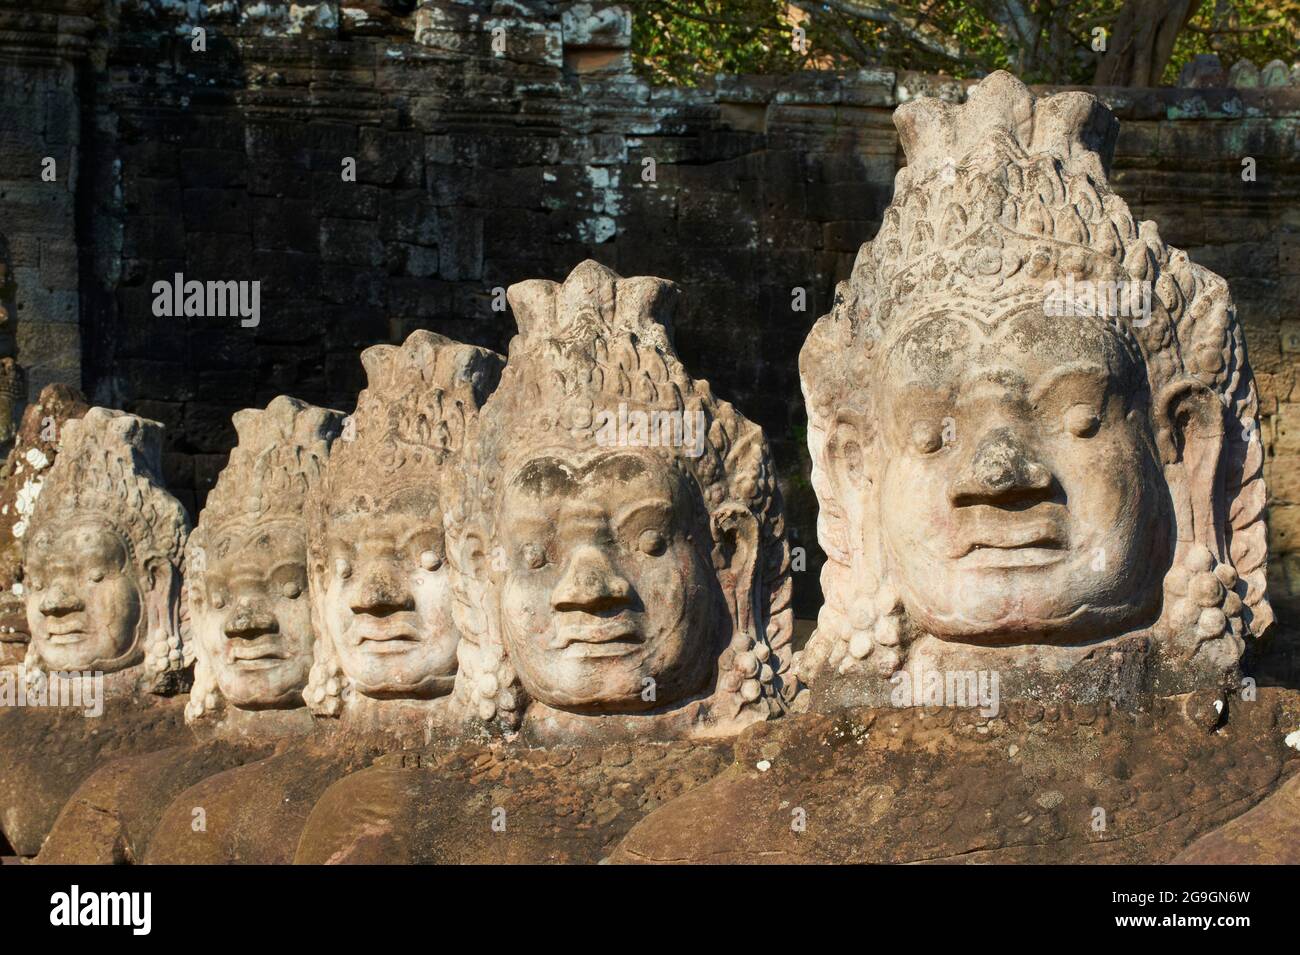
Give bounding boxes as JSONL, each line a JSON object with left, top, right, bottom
{"left": 21, "top": 408, "right": 190, "bottom": 692}
{"left": 304, "top": 331, "right": 502, "bottom": 716}
{"left": 450, "top": 260, "right": 796, "bottom": 738}
{"left": 800, "top": 72, "right": 1269, "bottom": 701}
{"left": 186, "top": 397, "right": 344, "bottom": 723}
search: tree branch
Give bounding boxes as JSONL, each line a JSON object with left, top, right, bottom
{"left": 811, "top": 0, "right": 974, "bottom": 62}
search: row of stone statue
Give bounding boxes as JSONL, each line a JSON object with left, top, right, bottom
{"left": 0, "top": 72, "right": 1277, "bottom": 862}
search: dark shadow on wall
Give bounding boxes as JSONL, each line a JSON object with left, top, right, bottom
{"left": 0, "top": 233, "right": 25, "bottom": 448}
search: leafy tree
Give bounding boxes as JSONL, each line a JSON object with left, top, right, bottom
{"left": 630, "top": 0, "right": 1298, "bottom": 87}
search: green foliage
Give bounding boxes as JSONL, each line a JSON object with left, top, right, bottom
{"left": 1165, "top": 0, "right": 1300, "bottom": 83}
{"left": 630, "top": 0, "right": 1298, "bottom": 87}
{"left": 631, "top": 0, "right": 805, "bottom": 85}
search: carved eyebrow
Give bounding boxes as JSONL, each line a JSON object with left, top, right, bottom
{"left": 612, "top": 499, "right": 674, "bottom": 530}
{"left": 33, "top": 555, "right": 77, "bottom": 571}
{"left": 397, "top": 525, "right": 443, "bottom": 550}
{"left": 1029, "top": 364, "right": 1108, "bottom": 404}
{"left": 557, "top": 500, "right": 606, "bottom": 524}
{"left": 221, "top": 559, "right": 302, "bottom": 582}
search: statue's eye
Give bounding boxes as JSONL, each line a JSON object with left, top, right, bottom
{"left": 282, "top": 581, "right": 303, "bottom": 599}
{"left": 88, "top": 568, "right": 106, "bottom": 583}
{"left": 419, "top": 549, "right": 442, "bottom": 572}
{"left": 910, "top": 421, "right": 944, "bottom": 454}
{"left": 335, "top": 558, "right": 352, "bottom": 580}
{"left": 1064, "top": 404, "right": 1100, "bottom": 438}
{"left": 522, "top": 543, "right": 547, "bottom": 570}
{"left": 638, "top": 529, "right": 667, "bottom": 556}
{"left": 211, "top": 592, "right": 226, "bottom": 610}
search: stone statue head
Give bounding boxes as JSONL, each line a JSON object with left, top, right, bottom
{"left": 0, "top": 386, "right": 87, "bottom": 670}
{"left": 185, "top": 397, "right": 344, "bottom": 724}
{"left": 449, "top": 260, "right": 796, "bottom": 739}
{"left": 21, "top": 408, "right": 190, "bottom": 693}
{"left": 799, "top": 72, "right": 1270, "bottom": 705}
{"left": 304, "top": 331, "right": 502, "bottom": 718}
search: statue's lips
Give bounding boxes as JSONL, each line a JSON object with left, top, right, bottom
{"left": 952, "top": 525, "right": 1066, "bottom": 569}
{"left": 958, "top": 546, "right": 1065, "bottom": 569}
{"left": 354, "top": 619, "right": 423, "bottom": 653}
{"left": 550, "top": 617, "right": 642, "bottom": 658}
{"left": 45, "top": 623, "right": 89, "bottom": 644}
{"left": 230, "top": 640, "right": 289, "bottom": 668}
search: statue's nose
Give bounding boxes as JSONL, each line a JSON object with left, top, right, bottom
{"left": 40, "top": 583, "right": 84, "bottom": 616}
{"left": 949, "top": 427, "right": 1054, "bottom": 507}
{"left": 350, "top": 563, "right": 414, "bottom": 615}
{"left": 223, "top": 599, "right": 278, "bottom": 639}
{"left": 552, "top": 546, "right": 632, "bottom": 613}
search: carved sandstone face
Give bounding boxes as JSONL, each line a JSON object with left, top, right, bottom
{"left": 24, "top": 518, "right": 143, "bottom": 671}
{"left": 192, "top": 524, "right": 312, "bottom": 709}
{"left": 314, "top": 487, "right": 457, "bottom": 698}
{"left": 875, "top": 305, "right": 1168, "bottom": 643}
{"left": 495, "top": 449, "right": 715, "bottom": 712}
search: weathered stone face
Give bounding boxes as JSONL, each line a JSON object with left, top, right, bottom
{"left": 24, "top": 518, "right": 143, "bottom": 672}
{"left": 495, "top": 448, "right": 716, "bottom": 712}
{"left": 20, "top": 407, "right": 189, "bottom": 694}
{"left": 798, "top": 71, "right": 1271, "bottom": 705}
{"left": 450, "top": 260, "right": 797, "bottom": 738}
{"left": 0, "top": 384, "right": 88, "bottom": 669}
{"left": 304, "top": 330, "right": 503, "bottom": 725}
{"left": 187, "top": 396, "right": 342, "bottom": 722}
{"left": 192, "top": 522, "right": 313, "bottom": 709}
{"left": 876, "top": 305, "right": 1167, "bottom": 643}
{"left": 313, "top": 487, "right": 456, "bottom": 699}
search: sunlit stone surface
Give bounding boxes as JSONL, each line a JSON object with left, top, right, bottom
{"left": 447, "top": 260, "right": 798, "bottom": 741}
{"left": 797, "top": 71, "right": 1271, "bottom": 710}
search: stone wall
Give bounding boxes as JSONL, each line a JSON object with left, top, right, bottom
{"left": 1, "top": 0, "right": 1297, "bottom": 623}
{"left": 0, "top": 1, "right": 91, "bottom": 406}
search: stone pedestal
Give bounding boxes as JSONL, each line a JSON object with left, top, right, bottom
{"left": 609, "top": 687, "right": 1300, "bottom": 864}
{"left": 294, "top": 737, "right": 732, "bottom": 864}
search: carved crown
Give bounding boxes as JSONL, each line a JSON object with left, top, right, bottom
{"left": 27, "top": 407, "right": 187, "bottom": 569}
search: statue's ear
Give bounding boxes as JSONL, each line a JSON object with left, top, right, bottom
{"left": 711, "top": 503, "right": 761, "bottom": 641}
{"left": 1154, "top": 379, "right": 1225, "bottom": 553}
{"left": 448, "top": 517, "right": 493, "bottom": 644}
{"left": 141, "top": 558, "right": 185, "bottom": 677}
{"left": 817, "top": 409, "right": 887, "bottom": 589}
{"left": 455, "top": 520, "right": 491, "bottom": 582}
{"left": 144, "top": 557, "right": 180, "bottom": 606}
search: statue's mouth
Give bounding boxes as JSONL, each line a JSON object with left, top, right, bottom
{"left": 550, "top": 616, "right": 643, "bottom": 657}
{"left": 46, "top": 626, "right": 88, "bottom": 644}
{"left": 355, "top": 620, "right": 423, "bottom": 653}
{"left": 232, "top": 656, "right": 286, "bottom": 671}
{"left": 230, "top": 641, "right": 289, "bottom": 667}
{"left": 952, "top": 523, "right": 1066, "bottom": 568}
{"left": 959, "top": 546, "right": 1065, "bottom": 569}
